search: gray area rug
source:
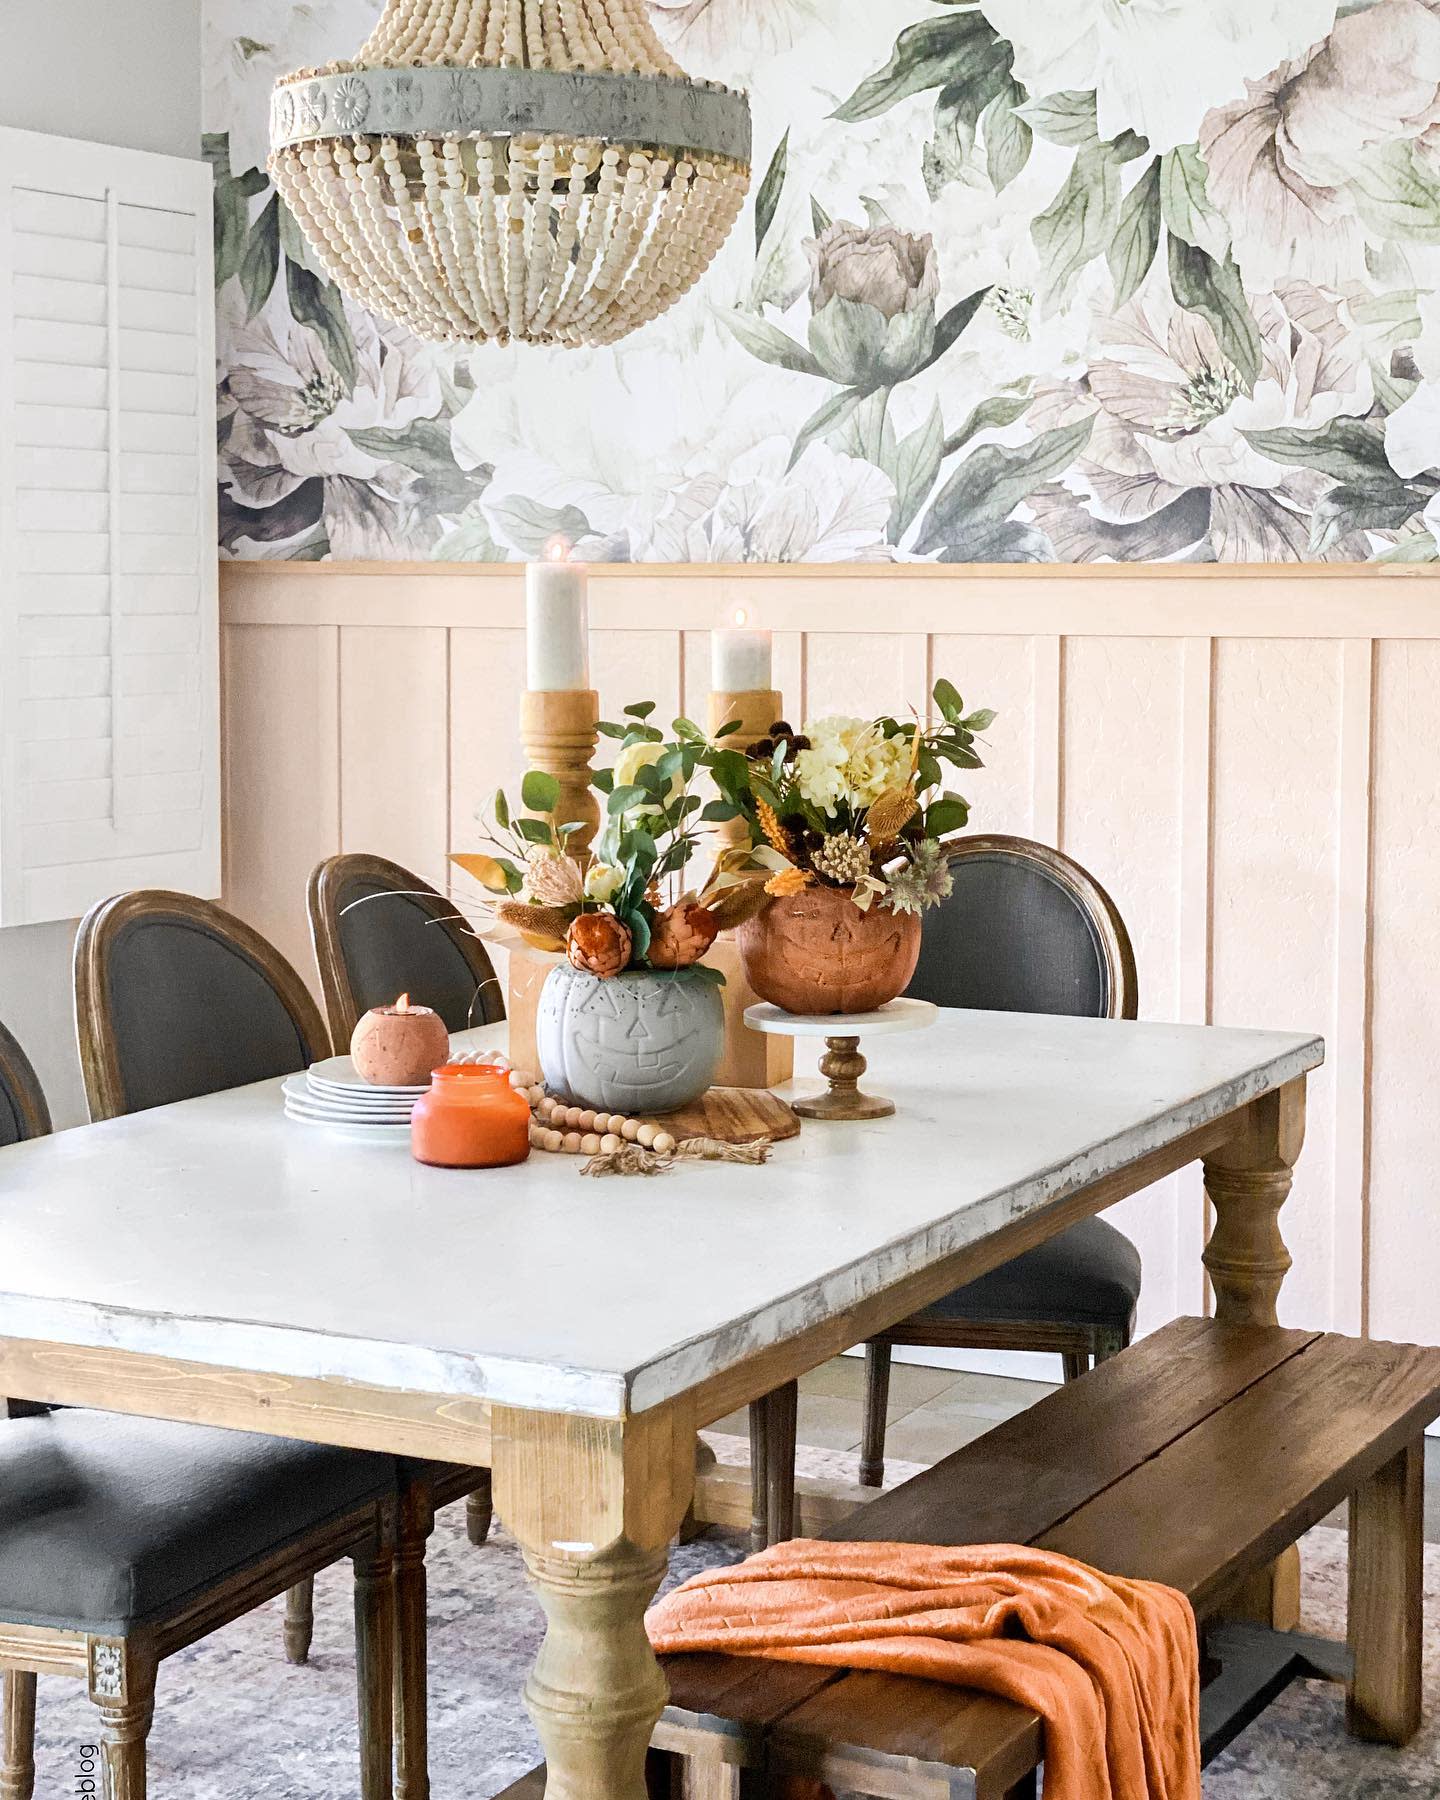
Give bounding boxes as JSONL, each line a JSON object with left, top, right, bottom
{"left": 25, "top": 1440, "right": 1439, "bottom": 1797}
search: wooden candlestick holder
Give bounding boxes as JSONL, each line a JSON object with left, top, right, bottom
{"left": 519, "top": 688, "right": 601, "bottom": 853}
{"left": 707, "top": 687, "right": 792, "bottom": 1091}
{"left": 508, "top": 688, "right": 600, "bottom": 1071}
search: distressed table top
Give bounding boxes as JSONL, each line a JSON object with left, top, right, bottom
{"left": 0, "top": 1012, "right": 1321, "bottom": 1419}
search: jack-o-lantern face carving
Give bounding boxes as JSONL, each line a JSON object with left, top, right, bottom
{"left": 738, "top": 887, "right": 922, "bottom": 1015}
{"left": 536, "top": 965, "right": 724, "bottom": 1113}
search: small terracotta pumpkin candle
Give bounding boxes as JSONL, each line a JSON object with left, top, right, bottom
{"left": 411, "top": 1064, "right": 531, "bottom": 1169}
{"left": 350, "top": 993, "right": 450, "bottom": 1087}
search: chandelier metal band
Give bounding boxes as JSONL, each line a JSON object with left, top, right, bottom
{"left": 272, "top": 67, "right": 752, "bottom": 166}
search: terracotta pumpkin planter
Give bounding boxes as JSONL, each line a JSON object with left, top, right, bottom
{"left": 737, "top": 885, "right": 922, "bottom": 1016}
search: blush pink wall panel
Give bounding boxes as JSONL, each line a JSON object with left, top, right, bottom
{"left": 219, "top": 564, "right": 1440, "bottom": 1349}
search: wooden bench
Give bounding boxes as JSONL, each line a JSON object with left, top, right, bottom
{"left": 633, "top": 1316, "right": 1440, "bottom": 1799}
{"left": 500, "top": 1318, "right": 1440, "bottom": 1797}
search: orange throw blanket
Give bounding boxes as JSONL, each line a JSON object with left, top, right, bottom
{"left": 648, "top": 1540, "right": 1199, "bottom": 1800}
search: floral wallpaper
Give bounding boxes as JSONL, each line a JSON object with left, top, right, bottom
{"left": 205, "top": 0, "right": 1440, "bottom": 565}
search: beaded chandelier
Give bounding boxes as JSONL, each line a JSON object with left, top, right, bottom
{"left": 269, "top": 0, "right": 752, "bottom": 348}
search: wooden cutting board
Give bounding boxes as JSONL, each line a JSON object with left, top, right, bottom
{"left": 657, "top": 1086, "right": 800, "bottom": 1145}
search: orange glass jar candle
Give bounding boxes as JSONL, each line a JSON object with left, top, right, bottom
{"left": 411, "top": 1064, "right": 531, "bottom": 1169}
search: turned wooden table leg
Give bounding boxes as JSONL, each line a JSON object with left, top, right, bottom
{"left": 493, "top": 1401, "right": 695, "bottom": 1800}
{"left": 284, "top": 1577, "right": 315, "bottom": 1664}
{"left": 1203, "top": 1077, "right": 1306, "bottom": 1627}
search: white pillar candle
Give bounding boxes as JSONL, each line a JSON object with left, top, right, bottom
{"left": 526, "top": 556, "right": 591, "bottom": 691}
{"left": 711, "top": 609, "right": 773, "bottom": 692}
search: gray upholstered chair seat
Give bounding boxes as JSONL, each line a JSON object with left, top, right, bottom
{"left": 0, "top": 1409, "right": 396, "bottom": 1634}
{"left": 914, "top": 1217, "right": 1141, "bottom": 1330}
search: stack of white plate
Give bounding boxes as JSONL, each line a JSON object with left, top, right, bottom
{"left": 281, "top": 1054, "right": 427, "bottom": 1141}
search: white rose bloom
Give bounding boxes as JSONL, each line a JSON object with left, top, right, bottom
{"left": 585, "top": 862, "right": 626, "bottom": 903}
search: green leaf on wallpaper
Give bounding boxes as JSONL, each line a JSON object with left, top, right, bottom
{"left": 1372, "top": 532, "right": 1440, "bottom": 563}
{"left": 1014, "top": 89, "right": 1099, "bottom": 147}
{"left": 1241, "top": 417, "right": 1396, "bottom": 486}
{"left": 1167, "top": 237, "right": 1261, "bottom": 392}
{"left": 1159, "top": 144, "right": 1230, "bottom": 261}
{"left": 277, "top": 192, "right": 328, "bottom": 280}
{"left": 755, "top": 130, "right": 789, "bottom": 254}
{"left": 915, "top": 414, "right": 1095, "bottom": 552}
{"left": 811, "top": 197, "right": 832, "bottom": 236}
{"left": 1308, "top": 481, "right": 1431, "bottom": 557}
{"left": 941, "top": 389, "right": 1034, "bottom": 457}
{"left": 239, "top": 194, "right": 280, "bottom": 319}
{"left": 809, "top": 296, "right": 890, "bottom": 388}
{"left": 432, "top": 501, "right": 507, "bottom": 563}
{"left": 1032, "top": 148, "right": 1120, "bottom": 308}
{"left": 833, "top": 10, "right": 1009, "bottom": 123}
{"left": 925, "top": 86, "right": 976, "bottom": 196}
{"left": 889, "top": 401, "right": 945, "bottom": 542}
{"left": 349, "top": 418, "right": 460, "bottom": 480}
{"left": 1349, "top": 141, "right": 1440, "bottom": 243}
{"left": 787, "top": 386, "right": 867, "bottom": 469}
{"left": 1108, "top": 157, "right": 1162, "bottom": 306}
{"left": 721, "top": 309, "right": 824, "bottom": 378}
{"left": 285, "top": 259, "right": 358, "bottom": 395}
{"left": 915, "top": 285, "right": 991, "bottom": 376}
{"left": 487, "top": 496, "right": 592, "bottom": 559}
{"left": 983, "top": 83, "right": 1032, "bottom": 194}
{"left": 938, "top": 518, "right": 1057, "bottom": 562}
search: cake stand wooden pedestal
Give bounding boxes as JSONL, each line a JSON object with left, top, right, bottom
{"left": 744, "top": 999, "right": 938, "bottom": 1120}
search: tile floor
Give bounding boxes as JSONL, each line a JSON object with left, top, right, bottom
{"left": 713, "top": 1353, "right": 1440, "bottom": 1542}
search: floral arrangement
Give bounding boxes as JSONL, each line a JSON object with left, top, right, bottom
{"left": 454, "top": 704, "right": 769, "bottom": 981}
{"left": 710, "top": 680, "right": 994, "bottom": 914}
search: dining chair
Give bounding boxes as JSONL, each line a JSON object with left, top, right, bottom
{"left": 0, "top": 1010, "right": 404, "bottom": 1800}
{"left": 748, "top": 835, "right": 1144, "bottom": 1547}
{"left": 308, "top": 852, "right": 504, "bottom": 1042}
{"left": 308, "top": 852, "right": 502, "bottom": 1551}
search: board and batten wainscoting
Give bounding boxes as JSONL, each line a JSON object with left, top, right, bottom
{"left": 220, "top": 560, "right": 1438, "bottom": 1356}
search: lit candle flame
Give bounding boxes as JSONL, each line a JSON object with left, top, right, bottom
{"left": 733, "top": 606, "right": 749, "bottom": 627}
{"left": 394, "top": 993, "right": 411, "bottom": 1013}
{"left": 542, "top": 534, "right": 572, "bottom": 563}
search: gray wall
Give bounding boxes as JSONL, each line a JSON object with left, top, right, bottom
{"left": 0, "top": 1, "right": 203, "bottom": 1125}
{"left": 0, "top": 0, "right": 200, "bottom": 159}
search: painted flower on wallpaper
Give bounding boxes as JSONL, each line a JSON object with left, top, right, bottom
{"left": 979, "top": 0, "right": 1339, "bottom": 154}
{"left": 1064, "top": 283, "right": 1375, "bottom": 559}
{"left": 1199, "top": 0, "right": 1440, "bottom": 288}
{"left": 203, "top": 0, "right": 1440, "bottom": 565}
{"left": 653, "top": 439, "right": 895, "bottom": 562}
{"left": 221, "top": 301, "right": 453, "bottom": 557}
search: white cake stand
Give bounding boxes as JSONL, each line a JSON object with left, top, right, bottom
{"left": 744, "top": 998, "right": 938, "bottom": 1121}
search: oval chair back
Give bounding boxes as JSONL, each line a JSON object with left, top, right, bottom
{"left": 908, "top": 834, "right": 1138, "bottom": 1021}
{"left": 0, "top": 1020, "right": 50, "bottom": 1148}
{"left": 74, "top": 891, "right": 330, "bottom": 1121}
{"left": 308, "top": 853, "right": 504, "bottom": 1043}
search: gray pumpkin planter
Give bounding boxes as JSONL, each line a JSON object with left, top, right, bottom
{"left": 536, "top": 964, "right": 724, "bottom": 1115}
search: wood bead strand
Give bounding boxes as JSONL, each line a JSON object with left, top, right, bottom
{"left": 528, "top": 1090, "right": 675, "bottom": 1157}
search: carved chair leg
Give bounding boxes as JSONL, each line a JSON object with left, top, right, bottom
{"left": 763, "top": 1381, "right": 798, "bottom": 1548}
{"left": 747, "top": 1399, "right": 769, "bottom": 1553}
{"left": 395, "top": 1487, "right": 434, "bottom": 1800}
{"left": 1092, "top": 1323, "right": 1129, "bottom": 1363}
{"left": 465, "top": 1470, "right": 494, "bottom": 1546}
{"left": 859, "top": 1341, "right": 892, "bottom": 1489}
{"left": 284, "top": 1577, "right": 315, "bottom": 1664}
{"left": 1, "top": 1671, "right": 36, "bottom": 1800}
{"left": 88, "top": 1641, "right": 154, "bottom": 1800}
{"left": 1348, "top": 1437, "right": 1423, "bottom": 1746}
{"left": 354, "top": 1515, "right": 397, "bottom": 1800}
{"left": 1060, "top": 1352, "right": 1089, "bottom": 1382}
{"left": 747, "top": 1383, "right": 799, "bottom": 1551}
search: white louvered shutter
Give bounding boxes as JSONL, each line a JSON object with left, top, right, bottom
{"left": 0, "top": 126, "right": 218, "bottom": 927}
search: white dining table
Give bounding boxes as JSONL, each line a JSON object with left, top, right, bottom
{"left": 0, "top": 1008, "right": 1323, "bottom": 1799}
